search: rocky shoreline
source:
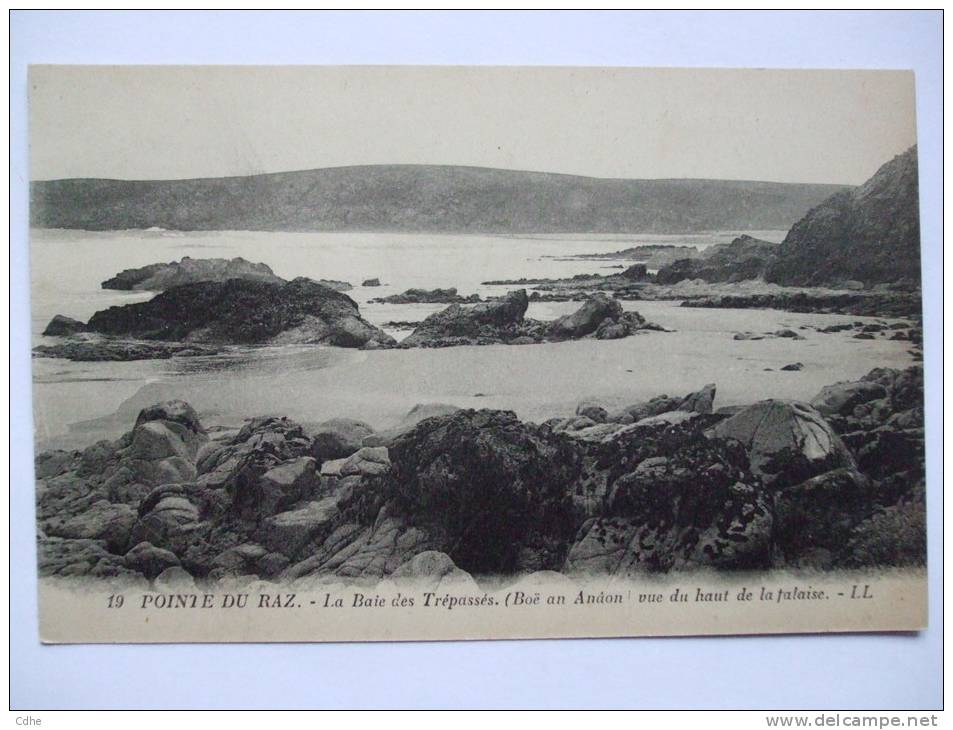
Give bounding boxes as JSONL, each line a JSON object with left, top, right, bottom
{"left": 36, "top": 365, "right": 925, "bottom": 587}
{"left": 35, "top": 283, "right": 667, "bottom": 361}
{"left": 479, "top": 271, "right": 922, "bottom": 317}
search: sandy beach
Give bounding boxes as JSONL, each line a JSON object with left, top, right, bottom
{"left": 33, "top": 299, "right": 917, "bottom": 450}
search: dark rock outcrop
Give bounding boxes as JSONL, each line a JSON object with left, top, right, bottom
{"left": 101, "top": 256, "right": 284, "bottom": 291}
{"left": 370, "top": 287, "right": 480, "bottom": 305}
{"left": 766, "top": 146, "right": 921, "bottom": 287}
{"left": 83, "top": 277, "right": 395, "bottom": 349}
{"left": 33, "top": 333, "right": 221, "bottom": 362}
{"left": 386, "top": 409, "right": 584, "bottom": 574}
{"left": 683, "top": 290, "right": 921, "bottom": 318}
{"left": 314, "top": 280, "right": 353, "bottom": 292}
{"left": 35, "top": 366, "right": 925, "bottom": 583}
{"left": 565, "top": 422, "right": 772, "bottom": 574}
{"left": 400, "top": 290, "right": 659, "bottom": 348}
{"left": 656, "top": 235, "right": 779, "bottom": 284}
{"left": 547, "top": 294, "right": 626, "bottom": 339}
{"left": 42, "top": 315, "right": 87, "bottom": 336}
{"left": 400, "top": 290, "right": 530, "bottom": 347}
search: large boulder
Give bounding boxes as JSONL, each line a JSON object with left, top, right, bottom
{"left": 810, "top": 381, "right": 888, "bottom": 417}
{"left": 85, "top": 277, "right": 395, "bottom": 349}
{"left": 773, "top": 468, "right": 874, "bottom": 567}
{"left": 707, "top": 400, "right": 855, "bottom": 488}
{"left": 129, "top": 487, "right": 205, "bottom": 555}
{"left": 114, "top": 421, "right": 201, "bottom": 488}
{"left": 547, "top": 294, "right": 623, "bottom": 338}
{"left": 135, "top": 400, "right": 206, "bottom": 437}
{"left": 677, "top": 383, "right": 716, "bottom": 414}
{"left": 254, "top": 457, "right": 319, "bottom": 519}
{"left": 387, "top": 409, "right": 584, "bottom": 573}
{"left": 309, "top": 418, "right": 375, "bottom": 461}
{"left": 196, "top": 416, "right": 313, "bottom": 500}
{"left": 400, "top": 290, "right": 529, "bottom": 347}
{"left": 339, "top": 447, "right": 390, "bottom": 478}
{"left": 125, "top": 421, "right": 193, "bottom": 462}
{"left": 259, "top": 499, "right": 345, "bottom": 557}
{"left": 565, "top": 427, "right": 771, "bottom": 574}
{"left": 606, "top": 395, "right": 682, "bottom": 425}
{"left": 123, "top": 541, "right": 181, "bottom": 578}
{"left": 43, "top": 500, "right": 136, "bottom": 554}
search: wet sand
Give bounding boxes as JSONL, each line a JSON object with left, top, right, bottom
{"left": 33, "top": 301, "right": 917, "bottom": 451}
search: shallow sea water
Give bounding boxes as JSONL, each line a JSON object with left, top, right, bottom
{"left": 30, "top": 228, "right": 915, "bottom": 450}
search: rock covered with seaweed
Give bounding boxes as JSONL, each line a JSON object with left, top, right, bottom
{"left": 35, "top": 366, "right": 924, "bottom": 585}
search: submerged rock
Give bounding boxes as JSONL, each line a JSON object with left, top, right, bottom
{"left": 33, "top": 333, "right": 221, "bottom": 362}
{"left": 371, "top": 287, "right": 479, "bottom": 304}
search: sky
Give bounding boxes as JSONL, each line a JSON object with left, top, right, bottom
{"left": 29, "top": 65, "right": 917, "bottom": 185}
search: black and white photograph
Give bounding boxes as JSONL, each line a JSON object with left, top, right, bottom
{"left": 27, "top": 64, "right": 927, "bottom": 643}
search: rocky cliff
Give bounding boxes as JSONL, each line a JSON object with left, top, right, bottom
{"left": 765, "top": 146, "right": 921, "bottom": 287}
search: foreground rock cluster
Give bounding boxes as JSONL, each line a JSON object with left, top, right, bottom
{"left": 36, "top": 366, "right": 925, "bottom": 586}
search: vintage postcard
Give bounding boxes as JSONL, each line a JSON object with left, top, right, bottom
{"left": 29, "top": 66, "right": 926, "bottom": 643}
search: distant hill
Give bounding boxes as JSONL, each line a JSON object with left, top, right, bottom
{"left": 30, "top": 165, "right": 846, "bottom": 234}
{"left": 766, "top": 147, "right": 921, "bottom": 287}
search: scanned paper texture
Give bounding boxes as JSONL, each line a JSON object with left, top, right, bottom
{"left": 29, "top": 66, "right": 926, "bottom": 642}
